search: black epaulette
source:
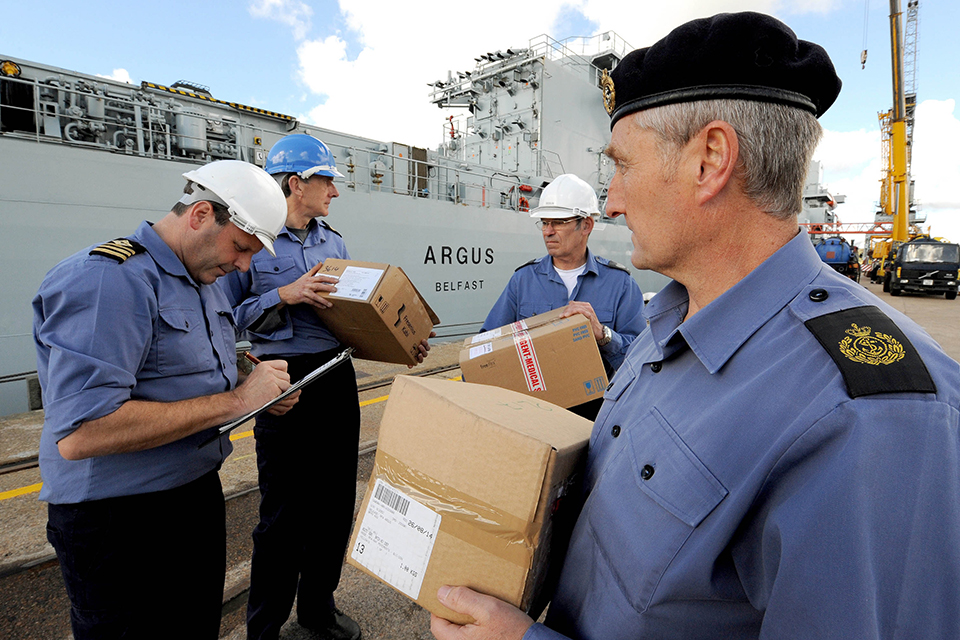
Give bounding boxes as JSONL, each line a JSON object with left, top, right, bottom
{"left": 89, "top": 238, "right": 146, "bottom": 263}
{"left": 320, "top": 220, "right": 342, "bottom": 238}
{"left": 603, "top": 259, "right": 631, "bottom": 273}
{"left": 515, "top": 258, "right": 538, "bottom": 272}
{"left": 804, "top": 305, "right": 936, "bottom": 398}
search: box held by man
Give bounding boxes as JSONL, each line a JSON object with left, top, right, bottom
{"left": 347, "top": 376, "right": 593, "bottom": 624}
{"left": 316, "top": 259, "right": 439, "bottom": 365}
{"left": 459, "top": 310, "right": 608, "bottom": 408}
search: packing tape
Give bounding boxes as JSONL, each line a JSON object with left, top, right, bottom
{"left": 374, "top": 451, "right": 540, "bottom": 568}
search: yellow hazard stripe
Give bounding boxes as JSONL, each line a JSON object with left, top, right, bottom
{"left": 142, "top": 82, "right": 295, "bottom": 121}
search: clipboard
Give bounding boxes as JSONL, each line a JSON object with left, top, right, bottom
{"left": 199, "top": 347, "right": 354, "bottom": 448}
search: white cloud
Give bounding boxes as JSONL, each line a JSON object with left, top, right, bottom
{"left": 912, "top": 99, "right": 960, "bottom": 242}
{"left": 249, "top": 0, "right": 314, "bottom": 41}
{"left": 295, "top": 1, "right": 576, "bottom": 146}
{"left": 97, "top": 68, "right": 133, "bottom": 84}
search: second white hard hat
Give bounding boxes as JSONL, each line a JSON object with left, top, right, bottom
{"left": 530, "top": 174, "right": 600, "bottom": 219}
{"left": 179, "top": 160, "right": 287, "bottom": 256}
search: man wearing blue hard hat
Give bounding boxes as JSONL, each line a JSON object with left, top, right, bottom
{"left": 223, "top": 133, "right": 430, "bottom": 640}
{"left": 431, "top": 11, "right": 960, "bottom": 640}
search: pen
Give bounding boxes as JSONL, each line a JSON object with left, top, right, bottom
{"left": 243, "top": 352, "right": 262, "bottom": 366}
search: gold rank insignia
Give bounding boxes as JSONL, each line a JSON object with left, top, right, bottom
{"left": 600, "top": 69, "right": 616, "bottom": 115}
{"left": 89, "top": 238, "right": 146, "bottom": 263}
{"left": 804, "top": 305, "right": 935, "bottom": 398}
{"left": 839, "top": 323, "right": 905, "bottom": 366}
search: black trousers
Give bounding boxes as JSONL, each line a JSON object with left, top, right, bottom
{"left": 46, "top": 469, "right": 226, "bottom": 640}
{"left": 246, "top": 349, "right": 361, "bottom": 640}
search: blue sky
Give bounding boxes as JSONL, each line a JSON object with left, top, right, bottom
{"left": 3, "top": 0, "right": 958, "bottom": 240}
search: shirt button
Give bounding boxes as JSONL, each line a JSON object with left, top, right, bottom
{"left": 273, "top": 266, "right": 280, "bottom": 272}
{"left": 640, "top": 464, "right": 655, "bottom": 480}
{"left": 809, "top": 288, "right": 829, "bottom": 302}
{"left": 611, "top": 424, "right": 621, "bottom": 438}
{"left": 650, "top": 362, "right": 662, "bottom": 373}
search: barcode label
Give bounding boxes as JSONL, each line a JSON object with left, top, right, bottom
{"left": 374, "top": 482, "right": 410, "bottom": 516}
{"left": 351, "top": 478, "right": 441, "bottom": 599}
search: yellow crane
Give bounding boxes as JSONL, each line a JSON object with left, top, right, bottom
{"left": 868, "top": 0, "right": 920, "bottom": 282}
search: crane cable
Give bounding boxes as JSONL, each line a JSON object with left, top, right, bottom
{"left": 861, "top": 0, "right": 870, "bottom": 69}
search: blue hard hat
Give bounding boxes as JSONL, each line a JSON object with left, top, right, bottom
{"left": 265, "top": 133, "right": 344, "bottom": 178}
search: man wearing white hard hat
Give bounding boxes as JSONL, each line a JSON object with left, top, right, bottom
{"left": 481, "top": 173, "right": 645, "bottom": 418}
{"left": 33, "top": 160, "right": 297, "bottom": 639}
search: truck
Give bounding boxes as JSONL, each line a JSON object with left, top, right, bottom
{"left": 814, "top": 236, "right": 861, "bottom": 282}
{"left": 886, "top": 237, "right": 960, "bottom": 299}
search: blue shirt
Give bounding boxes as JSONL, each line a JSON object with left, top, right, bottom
{"left": 33, "top": 221, "right": 236, "bottom": 504}
{"left": 481, "top": 251, "right": 645, "bottom": 371}
{"left": 527, "top": 231, "right": 960, "bottom": 640}
{"left": 221, "top": 219, "right": 349, "bottom": 357}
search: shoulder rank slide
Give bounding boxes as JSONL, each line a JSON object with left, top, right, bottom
{"left": 804, "top": 305, "right": 936, "bottom": 398}
{"left": 605, "top": 259, "right": 630, "bottom": 273}
{"left": 320, "top": 220, "right": 342, "bottom": 237}
{"left": 515, "top": 258, "right": 538, "bottom": 272}
{"left": 89, "top": 238, "right": 146, "bottom": 263}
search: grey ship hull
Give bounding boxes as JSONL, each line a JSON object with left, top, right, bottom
{"left": 0, "top": 37, "right": 668, "bottom": 416}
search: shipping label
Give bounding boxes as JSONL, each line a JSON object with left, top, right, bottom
{"left": 513, "top": 330, "right": 546, "bottom": 392}
{"left": 469, "top": 342, "right": 494, "bottom": 360}
{"left": 470, "top": 328, "right": 502, "bottom": 344}
{"left": 351, "top": 478, "right": 441, "bottom": 600}
{"left": 327, "top": 266, "right": 385, "bottom": 301}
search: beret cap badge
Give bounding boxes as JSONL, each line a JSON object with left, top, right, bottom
{"left": 600, "top": 69, "right": 616, "bottom": 115}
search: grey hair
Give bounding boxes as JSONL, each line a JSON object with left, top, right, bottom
{"left": 632, "top": 100, "right": 822, "bottom": 219}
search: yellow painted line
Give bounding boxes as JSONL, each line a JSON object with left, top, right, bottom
{"left": 360, "top": 394, "right": 389, "bottom": 407}
{"left": 230, "top": 429, "right": 254, "bottom": 441}
{"left": 0, "top": 482, "right": 42, "bottom": 501}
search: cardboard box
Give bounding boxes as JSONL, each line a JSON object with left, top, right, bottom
{"left": 316, "top": 259, "right": 439, "bottom": 365}
{"left": 459, "top": 310, "right": 608, "bottom": 409}
{"left": 347, "top": 376, "right": 593, "bottom": 624}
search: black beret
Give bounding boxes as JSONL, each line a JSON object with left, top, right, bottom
{"left": 603, "top": 12, "right": 841, "bottom": 129}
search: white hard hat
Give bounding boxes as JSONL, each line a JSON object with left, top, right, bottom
{"left": 530, "top": 174, "right": 601, "bottom": 219}
{"left": 179, "top": 160, "right": 287, "bottom": 256}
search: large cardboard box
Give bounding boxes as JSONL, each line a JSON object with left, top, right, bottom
{"left": 459, "top": 310, "right": 608, "bottom": 409}
{"left": 316, "top": 259, "right": 439, "bottom": 366}
{"left": 347, "top": 376, "right": 593, "bottom": 624}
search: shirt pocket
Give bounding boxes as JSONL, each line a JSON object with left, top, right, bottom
{"left": 156, "top": 307, "right": 213, "bottom": 375}
{"left": 592, "top": 305, "right": 614, "bottom": 326}
{"left": 216, "top": 310, "right": 238, "bottom": 361}
{"left": 518, "top": 301, "right": 554, "bottom": 319}
{"left": 252, "top": 255, "right": 299, "bottom": 290}
{"left": 585, "top": 406, "right": 727, "bottom": 613}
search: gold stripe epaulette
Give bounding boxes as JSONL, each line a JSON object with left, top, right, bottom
{"left": 89, "top": 238, "right": 146, "bottom": 263}
{"left": 320, "top": 220, "right": 342, "bottom": 238}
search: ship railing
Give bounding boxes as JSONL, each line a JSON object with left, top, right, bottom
{"left": 328, "top": 140, "right": 537, "bottom": 214}
{"left": 0, "top": 72, "right": 285, "bottom": 165}
{"left": 2, "top": 72, "right": 538, "bottom": 214}
{"left": 529, "top": 31, "right": 632, "bottom": 68}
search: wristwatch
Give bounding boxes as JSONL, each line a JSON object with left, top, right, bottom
{"left": 597, "top": 325, "right": 613, "bottom": 347}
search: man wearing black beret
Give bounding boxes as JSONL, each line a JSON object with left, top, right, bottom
{"left": 430, "top": 11, "right": 960, "bottom": 640}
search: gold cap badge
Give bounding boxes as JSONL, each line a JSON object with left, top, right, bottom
{"left": 600, "top": 69, "right": 616, "bottom": 115}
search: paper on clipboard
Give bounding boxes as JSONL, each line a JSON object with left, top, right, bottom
{"left": 199, "top": 347, "right": 354, "bottom": 448}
